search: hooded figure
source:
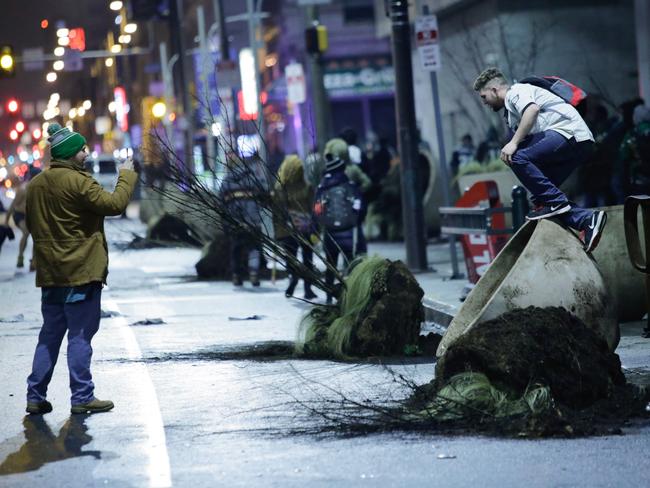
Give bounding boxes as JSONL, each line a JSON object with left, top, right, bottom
{"left": 314, "top": 138, "right": 364, "bottom": 303}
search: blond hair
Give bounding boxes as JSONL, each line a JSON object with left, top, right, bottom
{"left": 473, "top": 68, "right": 509, "bottom": 91}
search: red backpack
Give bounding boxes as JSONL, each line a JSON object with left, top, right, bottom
{"left": 519, "top": 76, "right": 587, "bottom": 107}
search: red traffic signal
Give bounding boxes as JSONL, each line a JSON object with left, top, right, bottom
{"left": 7, "top": 99, "right": 19, "bottom": 114}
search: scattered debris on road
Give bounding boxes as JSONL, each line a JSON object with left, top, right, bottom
{"left": 129, "top": 318, "right": 166, "bottom": 326}
{"left": 228, "top": 315, "right": 265, "bottom": 321}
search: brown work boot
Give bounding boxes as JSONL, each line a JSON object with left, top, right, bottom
{"left": 71, "top": 398, "right": 114, "bottom": 414}
{"left": 26, "top": 400, "right": 53, "bottom": 415}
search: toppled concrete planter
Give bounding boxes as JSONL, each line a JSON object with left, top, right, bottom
{"left": 147, "top": 213, "right": 204, "bottom": 247}
{"left": 437, "top": 219, "right": 619, "bottom": 357}
{"left": 195, "top": 236, "right": 231, "bottom": 278}
{"left": 591, "top": 204, "right": 647, "bottom": 322}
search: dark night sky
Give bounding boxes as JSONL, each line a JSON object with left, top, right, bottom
{"left": 0, "top": 0, "right": 117, "bottom": 151}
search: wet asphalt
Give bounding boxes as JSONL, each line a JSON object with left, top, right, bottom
{"left": 0, "top": 217, "right": 649, "bottom": 487}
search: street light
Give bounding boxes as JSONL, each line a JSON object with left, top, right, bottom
{"left": 124, "top": 23, "right": 138, "bottom": 34}
{"left": 54, "top": 47, "right": 64, "bottom": 56}
{"left": 118, "top": 34, "right": 132, "bottom": 44}
{"left": 109, "top": 1, "right": 123, "bottom": 11}
{"left": 56, "top": 28, "right": 69, "bottom": 38}
{"left": 110, "top": 44, "right": 122, "bottom": 53}
{"left": 15, "top": 121, "right": 25, "bottom": 133}
{"left": 105, "top": 58, "right": 114, "bottom": 67}
{"left": 57, "top": 37, "right": 69, "bottom": 47}
{"left": 82, "top": 100, "right": 92, "bottom": 110}
{"left": 69, "top": 108, "right": 77, "bottom": 119}
{"left": 46, "top": 72, "right": 57, "bottom": 82}
{"left": 53, "top": 60, "right": 64, "bottom": 71}
{"left": 152, "top": 101, "right": 167, "bottom": 118}
{"left": 9, "top": 130, "right": 18, "bottom": 141}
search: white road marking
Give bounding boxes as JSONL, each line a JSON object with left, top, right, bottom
{"left": 104, "top": 299, "right": 172, "bottom": 488}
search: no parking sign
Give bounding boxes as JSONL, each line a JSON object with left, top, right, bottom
{"left": 415, "top": 15, "right": 441, "bottom": 72}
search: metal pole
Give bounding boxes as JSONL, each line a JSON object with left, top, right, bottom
{"left": 197, "top": 6, "right": 216, "bottom": 174}
{"left": 388, "top": 0, "right": 428, "bottom": 271}
{"left": 212, "top": 0, "right": 230, "bottom": 61}
{"left": 170, "top": 0, "right": 194, "bottom": 172}
{"left": 246, "top": 0, "right": 266, "bottom": 162}
{"left": 420, "top": 4, "right": 460, "bottom": 278}
{"left": 305, "top": 6, "right": 331, "bottom": 152}
{"left": 430, "top": 72, "right": 461, "bottom": 277}
{"left": 159, "top": 42, "right": 174, "bottom": 143}
{"left": 511, "top": 185, "right": 529, "bottom": 232}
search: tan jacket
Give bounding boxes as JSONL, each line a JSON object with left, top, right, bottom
{"left": 26, "top": 159, "right": 137, "bottom": 287}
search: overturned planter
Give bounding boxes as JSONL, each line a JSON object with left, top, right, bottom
{"left": 591, "top": 204, "right": 647, "bottom": 322}
{"left": 437, "top": 219, "right": 619, "bottom": 357}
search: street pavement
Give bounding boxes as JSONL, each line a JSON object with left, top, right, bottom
{"left": 1, "top": 213, "right": 649, "bottom": 487}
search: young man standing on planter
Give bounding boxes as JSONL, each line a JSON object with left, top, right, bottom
{"left": 474, "top": 68, "right": 607, "bottom": 252}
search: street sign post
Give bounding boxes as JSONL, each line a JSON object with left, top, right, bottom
{"left": 417, "top": 8, "right": 461, "bottom": 278}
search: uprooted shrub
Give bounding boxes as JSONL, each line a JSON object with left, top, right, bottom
{"left": 297, "top": 256, "right": 424, "bottom": 358}
{"left": 405, "top": 307, "right": 649, "bottom": 436}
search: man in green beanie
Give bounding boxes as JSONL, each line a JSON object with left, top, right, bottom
{"left": 24, "top": 123, "right": 137, "bottom": 415}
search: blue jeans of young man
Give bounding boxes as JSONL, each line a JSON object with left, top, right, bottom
{"left": 27, "top": 283, "right": 102, "bottom": 406}
{"left": 509, "top": 130, "right": 594, "bottom": 231}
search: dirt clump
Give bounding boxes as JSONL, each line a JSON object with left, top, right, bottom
{"left": 299, "top": 257, "right": 424, "bottom": 358}
{"left": 405, "top": 307, "right": 650, "bottom": 437}
{"left": 434, "top": 307, "right": 625, "bottom": 409}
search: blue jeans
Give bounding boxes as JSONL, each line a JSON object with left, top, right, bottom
{"left": 510, "top": 130, "right": 594, "bottom": 230}
{"left": 27, "top": 284, "right": 102, "bottom": 405}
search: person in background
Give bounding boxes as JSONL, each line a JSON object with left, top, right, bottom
{"left": 221, "top": 153, "right": 266, "bottom": 287}
{"left": 273, "top": 154, "right": 317, "bottom": 300}
{"left": 610, "top": 98, "right": 644, "bottom": 203}
{"left": 450, "top": 134, "right": 476, "bottom": 176}
{"left": 475, "top": 127, "right": 501, "bottom": 163}
{"left": 314, "top": 138, "right": 364, "bottom": 304}
{"left": 620, "top": 104, "right": 650, "bottom": 194}
{"left": 25, "top": 123, "right": 137, "bottom": 415}
{"left": 4, "top": 168, "right": 40, "bottom": 269}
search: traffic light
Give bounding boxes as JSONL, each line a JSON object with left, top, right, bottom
{"left": 0, "top": 45, "right": 15, "bottom": 77}
{"left": 6, "top": 98, "right": 19, "bottom": 114}
{"left": 305, "top": 23, "right": 328, "bottom": 55}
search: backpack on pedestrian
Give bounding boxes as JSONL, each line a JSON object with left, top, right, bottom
{"left": 313, "top": 180, "right": 359, "bottom": 231}
{"left": 519, "top": 75, "right": 587, "bottom": 107}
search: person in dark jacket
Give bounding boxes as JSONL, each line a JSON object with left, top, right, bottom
{"left": 315, "top": 138, "right": 363, "bottom": 304}
{"left": 220, "top": 153, "right": 266, "bottom": 287}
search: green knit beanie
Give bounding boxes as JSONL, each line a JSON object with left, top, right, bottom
{"left": 47, "top": 123, "right": 86, "bottom": 160}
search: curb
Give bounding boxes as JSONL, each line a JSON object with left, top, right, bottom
{"left": 422, "top": 296, "right": 456, "bottom": 334}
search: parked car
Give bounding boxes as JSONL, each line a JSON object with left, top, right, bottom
{"left": 85, "top": 155, "right": 119, "bottom": 191}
